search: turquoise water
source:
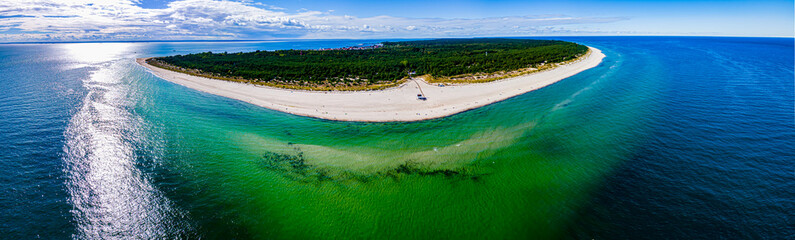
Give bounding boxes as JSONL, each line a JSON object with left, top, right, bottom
{"left": 0, "top": 37, "right": 792, "bottom": 239}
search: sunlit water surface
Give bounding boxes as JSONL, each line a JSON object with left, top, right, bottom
{"left": 0, "top": 37, "right": 792, "bottom": 239}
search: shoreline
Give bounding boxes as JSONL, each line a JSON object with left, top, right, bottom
{"left": 137, "top": 46, "right": 604, "bottom": 122}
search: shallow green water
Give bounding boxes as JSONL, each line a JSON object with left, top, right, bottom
{"left": 130, "top": 41, "right": 659, "bottom": 238}
{"left": 4, "top": 37, "right": 792, "bottom": 239}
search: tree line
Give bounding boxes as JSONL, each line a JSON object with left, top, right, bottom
{"left": 153, "top": 38, "right": 588, "bottom": 87}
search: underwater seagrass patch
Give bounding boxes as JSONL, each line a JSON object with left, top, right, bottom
{"left": 258, "top": 149, "right": 486, "bottom": 184}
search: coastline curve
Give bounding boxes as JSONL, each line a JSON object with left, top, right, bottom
{"left": 137, "top": 46, "right": 605, "bottom": 122}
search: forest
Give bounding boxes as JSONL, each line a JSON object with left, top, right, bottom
{"left": 149, "top": 38, "right": 588, "bottom": 90}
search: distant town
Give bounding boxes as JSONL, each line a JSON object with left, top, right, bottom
{"left": 319, "top": 43, "right": 384, "bottom": 51}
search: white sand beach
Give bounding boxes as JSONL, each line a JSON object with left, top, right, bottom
{"left": 137, "top": 47, "right": 604, "bottom": 122}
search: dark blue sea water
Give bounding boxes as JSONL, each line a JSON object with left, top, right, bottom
{"left": 0, "top": 37, "right": 792, "bottom": 239}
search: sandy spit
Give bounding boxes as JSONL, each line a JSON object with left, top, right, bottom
{"left": 137, "top": 47, "right": 604, "bottom": 122}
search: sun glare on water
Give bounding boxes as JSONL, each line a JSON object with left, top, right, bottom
{"left": 61, "top": 43, "right": 189, "bottom": 238}
{"left": 60, "top": 43, "right": 134, "bottom": 64}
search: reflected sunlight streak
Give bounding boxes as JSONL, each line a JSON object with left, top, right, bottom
{"left": 62, "top": 45, "right": 190, "bottom": 238}
{"left": 61, "top": 43, "right": 133, "bottom": 64}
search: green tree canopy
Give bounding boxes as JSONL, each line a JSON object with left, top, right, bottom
{"left": 152, "top": 38, "right": 588, "bottom": 88}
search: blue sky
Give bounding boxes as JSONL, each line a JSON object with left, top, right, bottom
{"left": 0, "top": 0, "right": 792, "bottom": 42}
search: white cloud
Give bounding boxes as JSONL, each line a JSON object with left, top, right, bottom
{"left": 297, "top": 13, "right": 627, "bottom": 38}
{"left": 0, "top": 0, "right": 626, "bottom": 42}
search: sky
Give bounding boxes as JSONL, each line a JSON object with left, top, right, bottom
{"left": 0, "top": 0, "right": 792, "bottom": 42}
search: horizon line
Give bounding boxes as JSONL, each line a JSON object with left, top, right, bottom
{"left": 2, "top": 35, "right": 793, "bottom": 45}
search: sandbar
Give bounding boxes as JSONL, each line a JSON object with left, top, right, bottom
{"left": 137, "top": 47, "right": 604, "bottom": 122}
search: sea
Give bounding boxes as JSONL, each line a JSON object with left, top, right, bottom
{"left": 0, "top": 37, "right": 792, "bottom": 239}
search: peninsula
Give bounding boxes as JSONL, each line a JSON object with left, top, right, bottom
{"left": 138, "top": 39, "right": 604, "bottom": 122}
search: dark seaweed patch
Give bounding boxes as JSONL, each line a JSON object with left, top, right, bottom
{"left": 258, "top": 150, "right": 486, "bottom": 184}
{"left": 380, "top": 160, "right": 468, "bottom": 179}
